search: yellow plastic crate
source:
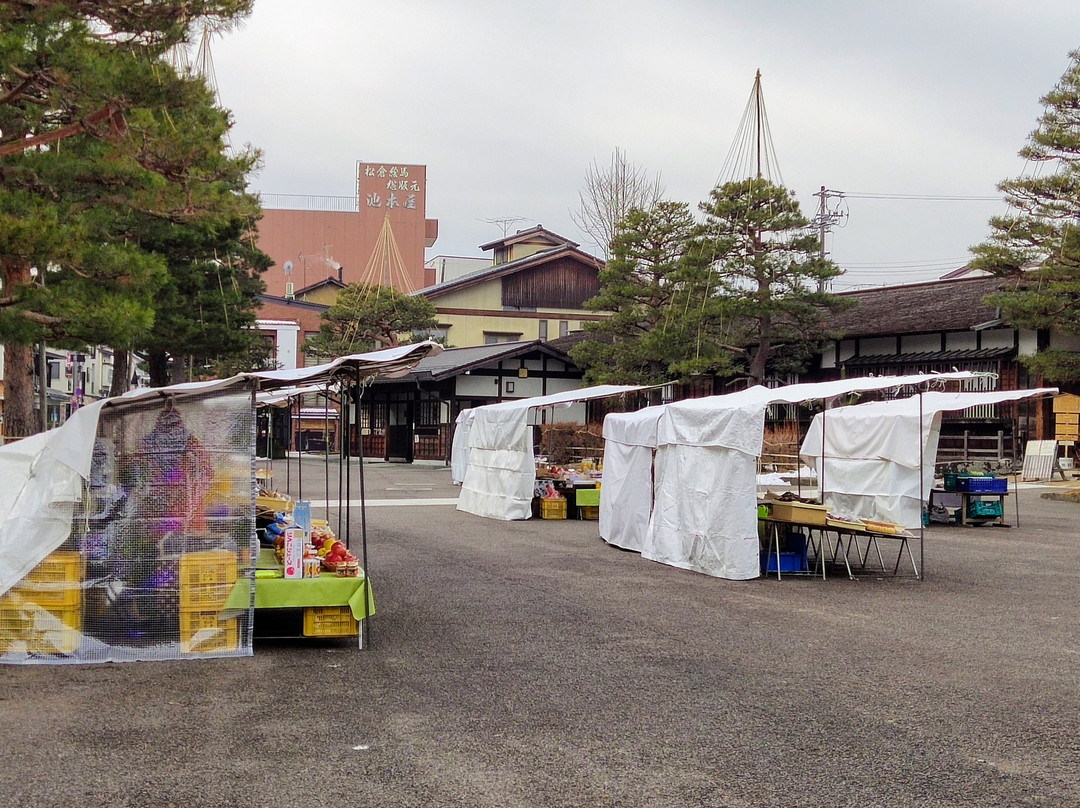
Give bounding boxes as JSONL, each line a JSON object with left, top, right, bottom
{"left": 3, "top": 580, "right": 81, "bottom": 610}
{"left": 179, "top": 582, "right": 234, "bottom": 612}
{"left": 178, "top": 551, "right": 238, "bottom": 587}
{"left": 303, "top": 605, "right": 359, "bottom": 637}
{"left": 22, "top": 551, "right": 84, "bottom": 585}
{"left": 540, "top": 498, "right": 567, "bottom": 520}
{"left": 179, "top": 610, "right": 239, "bottom": 653}
{"left": 0, "top": 604, "right": 81, "bottom": 655}
{"left": 579, "top": 505, "right": 599, "bottom": 520}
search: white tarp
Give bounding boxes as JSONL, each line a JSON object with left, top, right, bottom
{"left": 799, "top": 388, "right": 1058, "bottom": 529}
{"left": 0, "top": 342, "right": 442, "bottom": 599}
{"left": 599, "top": 405, "right": 663, "bottom": 551}
{"left": 450, "top": 408, "right": 477, "bottom": 485}
{"left": 455, "top": 385, "right": 645, "bottom": 521}
{"left": 621, "top": 372, "right": 981, "bottom": 579}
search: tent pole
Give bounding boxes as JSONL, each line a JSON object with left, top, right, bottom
{"left": 295, "top": 395, "right": 302, "bottom": 499}
{"left": 339, "top": 385, "right": 347, "bottom": 547}
{"left": 820, "top": 398, "right": 828, "bottom": 578}
{"left": 324, "top": 383, "right": 331, "bottom": 516}
{"left": 355, "top": 367, "right": 371, "bottom": 650}
{"left": 919, "top": 389, "right": 925, "bottom": 580}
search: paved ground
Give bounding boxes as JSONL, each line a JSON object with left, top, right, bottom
{"left": 2, "top": 459, "right": 1079, "bottom": 807}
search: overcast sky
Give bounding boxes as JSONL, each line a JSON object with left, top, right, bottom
{"left": 211, "top": 1, "right": 1080, "bottom": 290}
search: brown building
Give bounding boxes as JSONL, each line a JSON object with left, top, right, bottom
{"left": 256, "top": 161, "right": 439, "bottom": 300}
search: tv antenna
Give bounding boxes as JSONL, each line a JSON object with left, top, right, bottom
{"left": 481, "top": 216, "right": 529, "bottom": 237}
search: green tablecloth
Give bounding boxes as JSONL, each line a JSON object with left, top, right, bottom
{"left": 223, "top": 548, "right": 374, "bottom": 620}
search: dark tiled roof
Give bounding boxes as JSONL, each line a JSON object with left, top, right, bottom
{"left": 831, "top": 277, "right": 1007, "bottom": 338}
{"left": 842, "top": 347, "right": 1014, "bottom": 367}
{"left": 478, "top": 225, "right": 578, "bottom": 252}
{"left": 384, "top": 340, "right": 576, "bottom": 382}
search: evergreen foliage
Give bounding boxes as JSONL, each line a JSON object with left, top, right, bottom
{"left": 0, "top": 1, "right": 262, "bottom": 432}
{"left": 970, "top": 50, "right": 1080, "bottom": 383}
{"left": 571, "top": 201, "right": 735, "bottom": 385}
{"left": 572, "top": 183, "right": 849, "bottom": 388}
{"left": 697, "top": 178, "right": 849, "bottom": 386}
{"left": 304, "top": 283, "right": 439, "bottom": 359}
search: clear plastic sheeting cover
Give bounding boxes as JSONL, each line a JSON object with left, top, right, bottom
{"left": 1, "top": 390, "right": 256, "bottom": 665}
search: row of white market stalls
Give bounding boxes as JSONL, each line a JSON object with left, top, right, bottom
{"left": 452, "top": 385, "right": 645, "bottom": 520}
{"left": 0, "top": 342, "right": 442, "bottom": 664}
{"left": 452, "top": 373, "right": 1056, "bottom": 581}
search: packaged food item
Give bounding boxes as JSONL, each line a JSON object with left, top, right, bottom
{"left": 282, "top": 527, "right": 303, "bottom": 579}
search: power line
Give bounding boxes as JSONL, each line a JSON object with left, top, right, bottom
{"left": 843, "top": 192, "right": 1001, "bottom": 201}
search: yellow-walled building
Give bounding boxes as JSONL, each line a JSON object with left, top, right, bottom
{"left": 414, "top": 226, "right": 607, "bottom": 348}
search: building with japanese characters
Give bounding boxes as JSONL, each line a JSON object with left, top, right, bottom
{"left": 255, "top": 161, "right": 439, "bottom": 300}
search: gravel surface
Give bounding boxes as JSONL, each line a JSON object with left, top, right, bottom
{"left": 2, "top": 460, "right": 1078, "bottom": 807}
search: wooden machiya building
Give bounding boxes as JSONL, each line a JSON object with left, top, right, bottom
{"left": 815, "top": 275, "right": 1059, "bottom": 463}
{"left": 354, "top": 341, "right": 586, "bottom": 462}
{"left": 412, "top": 226, "right": 608, "bottom": 348}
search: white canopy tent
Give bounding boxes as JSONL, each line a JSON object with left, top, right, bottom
{"left": 599, "top": 405, "right": 664, "bottom": 552}
{"left": 454, "top": 385, "right": 644, "bottom": 521}
{"left": 799, "top": 387, "right": 1058, "bottom": 531}
{"left": 601, "top": 372, "right": 982, "bottom": 580}
{"left": 0, "top": 342, "right": 443, "bottom": 601}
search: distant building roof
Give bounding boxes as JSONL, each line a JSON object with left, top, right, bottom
{"left": 380, "top": 340, "right": 577, "bottom": 382}
{"left": 413, "top": 244, "right": 603, "bottom": 300}
{"left": 478, "top": 225, "right": 578, "bottom": 252}
{"left": 831, "top": 276, "right": 1007, "bottom": 338}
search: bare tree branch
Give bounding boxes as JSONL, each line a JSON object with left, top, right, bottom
{"left": 571, "top": 147, "right": 665, "bottom": 258}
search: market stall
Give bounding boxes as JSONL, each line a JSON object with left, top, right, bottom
{"left": 600, "top": 373, "right": 983, "bottom": 580}
{"left": 598, "top": 405, "right": 663, "bottom": 552}
{"left": 454, "top": 385, "right": 643, "bottom": 521}
{"left": 799, "top": 387, "right": 1057, "bottom": 529}
{"left": 0, "top": 342, "right": 441, "bottom": 664}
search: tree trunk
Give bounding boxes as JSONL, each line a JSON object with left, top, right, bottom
{"left": 2, "top": 342, "right": 38, "bottom": 438}
{"left": 148, "top": 350, "right": 169, "bottom": 387}
{"left": 170, "top": 355, "right": 186, "bottom": 385}
{"left": 749, "top": 337, "right": 770, "bottom": 388}
{"left": 111, "top": 349, "right": 130, "bottom": 396}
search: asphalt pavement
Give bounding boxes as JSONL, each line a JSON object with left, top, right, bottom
{"left": 2, "top": 458, "right": 1079, "bottom": 807}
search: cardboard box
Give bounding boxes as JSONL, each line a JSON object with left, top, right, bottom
{"left": 767, "top": 500, "right": 829, "bottom": 526}
{"left": 282, "top": 527, "right": 304, "bottom": 579}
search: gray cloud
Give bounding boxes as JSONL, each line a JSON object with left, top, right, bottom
{"left": 213, "top": 0, "right": 1080, "bottom": 287}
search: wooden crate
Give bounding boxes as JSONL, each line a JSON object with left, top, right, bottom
{"left": 1053, "top": 394, "right": 1080, "bottom": 414}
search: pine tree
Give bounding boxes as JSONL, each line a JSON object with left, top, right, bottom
{"left": 1, "top": 1, "right": 258, "bottom": 434}
{"left": 697, "top": 178, "right": 849, "bottom": 386}
{"left": 970, "top": 50, "right": 1080, "bottom": 383}
{"left": 303, "top": 284, "right": 440, "bottom": 359}
{"left": 571, "top": 200, "right": 736, "bottom": 385}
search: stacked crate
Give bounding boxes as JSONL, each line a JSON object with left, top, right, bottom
{"left": 303, "top": 605, "right": 359, "bottom": 637}
{"left": 177, "top": 551, "right": 239, "bottom": 653}
{"left": 0, "top": 551, "right": 84, "bottom": 655}
{"left": 1054, "top": 394, "right": 1080, "bottom": 443}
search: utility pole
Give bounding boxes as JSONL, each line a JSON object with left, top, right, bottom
{"left": 38, "top": 341, "right": 48, "bottom": 432}
{"left": 813, "top": 186, "right": 848, "bottom": 292}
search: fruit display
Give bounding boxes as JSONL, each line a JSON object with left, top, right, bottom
{"left": 311, "top": 528, "right": 361, "bottom": 576}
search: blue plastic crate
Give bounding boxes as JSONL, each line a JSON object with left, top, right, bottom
{"left": 957, "top": 476, "right": 1007, "bottom": 493}
{"left": 761, "top": 551, "right": 807, "bottom": 573}
{"left": 967, "top": 499, "right": 1004, "bottom": 518}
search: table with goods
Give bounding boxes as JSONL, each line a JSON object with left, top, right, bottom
{"left": 759, "top": 495, "right": 919, "bottom": 579}
{"left": 927, "top": 473, "right": 1010, "bottom": 527}
{"left": 241, "top": 511, "right": 373, "bottom": 645}
{"left": 533, "top": 460, "right": 602, "bottom": 520}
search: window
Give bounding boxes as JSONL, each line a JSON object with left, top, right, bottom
{"left": 559, "top": 320, "right": 569, "bottom": 338}
{"left": 483, "top": 332, "right": 522, "bottom": 344}
{"left": 538, "top": 320, "right": 548, "bottom": 340}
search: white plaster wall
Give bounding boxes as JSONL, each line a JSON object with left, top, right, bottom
{"left": 946, "top": 331, "right": 978, "bottom": 350}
